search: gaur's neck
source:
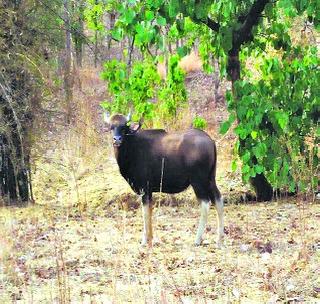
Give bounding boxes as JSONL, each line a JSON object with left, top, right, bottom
{"left": 114, "top": 139, "right": 130, "bottom": 176}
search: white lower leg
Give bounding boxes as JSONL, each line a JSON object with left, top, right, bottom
{"left": 195, "top": 200, "right": 210, "bottom": 245}
{"left": 215, "top": 197, "right": 224, "bottom": 246}
{"left": 141, "top": 204, "right": 153, "bottom": 246}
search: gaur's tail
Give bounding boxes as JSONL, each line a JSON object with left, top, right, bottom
{"left": 209, "top": 141, "right": 217, "bottom": 182}
{"left": 208, "top": 140, "right": 221, "bottom": 202}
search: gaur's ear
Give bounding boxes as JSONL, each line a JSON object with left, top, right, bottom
{"left": 138, "top": 117, "right": 144, "bottom": 126}
{"left": 129, "top": 117, "right": 144, "bottom": 134}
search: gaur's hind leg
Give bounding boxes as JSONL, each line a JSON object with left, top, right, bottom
{"left": 209, "top": 182, "right": 224, "bottom": 247}
{"left": 141, "top": 193, "right": 153, "bottom": 247}
{"left": 194, "top": 199, "right": 211, "bottom": 246}
{"left": 191, "top": 180, "right": 211, "bottom": 246}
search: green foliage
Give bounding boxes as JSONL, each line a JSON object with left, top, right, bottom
{"left": 101, "top": 59, "right": 159, "bottom": 118}
{"left": 192, "top": 116, "right": 207, "bottom": 129}
{"left": 90, "top": 0, "right": 320, "bottom": 195}
{"left": 158, "top": 55, "right": 186, "bottom": 118}
{"left": 101, "top": 55, "right": 187, "bottom": 123}
{"left": 223, "top": 46, "right": 319, "bottom": 192}
{"left": 84, "top": 0, "right": 106, "bottom": 32}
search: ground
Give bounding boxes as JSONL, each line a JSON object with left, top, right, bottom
{"left": 0, "top": 67, "right": 319, "bottom": 303}
{"left": 1, "top": 193, "right": 320, "bottom": 303}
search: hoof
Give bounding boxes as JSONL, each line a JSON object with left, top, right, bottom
{"left": 194, "top": 239, "right": 202, "bottom": 247}
{"left": 215, "top": 238, "right": 225, "bottom": 249}
{"left": 141, "top": 239, "right": 152, "bottom": 248}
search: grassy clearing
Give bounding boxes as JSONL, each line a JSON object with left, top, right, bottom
{"left": 0, "top": 195, "right": 319, "bottom": 303}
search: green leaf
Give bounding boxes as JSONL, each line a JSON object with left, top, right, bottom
{"left": 265, "top": 3, "right": 274, "bottom": 18}
{"left": 252, "top": 142, "right": 267, "bottom": 159}
{"left": 235, "top": 125, "right": 249, "bottom": 139}
{"left": 168, "top": 0, "right": 179, "bottom": 18}
{"left": 177, "top": 46, "right": 188, "bottom": 57}
{"left": 242, "top": 163, "right": 250, "bottom": 173}
{"left": 251, "top": 130, "right": 258, "bottom": 139}
{"left": 192, "top": 116, "right": 207, "bottom": 129}
{"left": 242, "top": 151, "right": 251, "bottom": 163}
{"left": 220, "top": 26, "right": 233, "bottom": 52}
{"left": 100, "top": 100, "right": 110, "bottom": 110}
{"left": 242, "top": 164, "right": 251, "bottom": 181}
{"left": 145, "top": 10, "right": 154, "bottom": 21}
{"left": 254, "top": 164, "right": 264, "bottom": 174}
{"left": 231, "top": 159, "right": 237, "bottom": 172}
{"left": 112, "top": 28, "right": 123, "bottom": 41}
{"left": 220, "top": 113, "right": 236, "bottom": 135}
{"left": 122, "top": 10, "right": 136, "bottom": 25}
{"left": 156, "top": 16, "right": 167, "bottom": 26}
{"left": 275, "top": 111, "right": 289, "bottom": 130}
{"left": 195, "top": 1, "right": 210, "bottom": 20}
{"left": 220, "top": 121, "right": 231, "bottom": 135}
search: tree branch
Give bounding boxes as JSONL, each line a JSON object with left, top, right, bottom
{"left": 232, "top": 0, "right": 270, "bottom": 52}
{"left": 201, "top": 17, "right": 220, "bottom": 32}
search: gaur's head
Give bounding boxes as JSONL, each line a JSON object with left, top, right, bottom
{"left": 104, "top": 112, "right": 143, "bottom": 147}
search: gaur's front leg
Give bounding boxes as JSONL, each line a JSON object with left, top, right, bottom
{"left": 141, "top": 193, "right": 153, "bottom": 247}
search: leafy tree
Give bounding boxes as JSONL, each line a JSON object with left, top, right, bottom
{"left": 0, "top": 0, "right": 64, "bottom": 205}
{"left": 95, "top": 0, "right": 319, "bottom": 200}
{"left": 101, "top": 55, "right": 187, "bottom": 125}
{"left": 224, "top": 45, "right": 319, "bottom": 195}
{"left": 71, "top": 0, "right": 86, "bottom": 67}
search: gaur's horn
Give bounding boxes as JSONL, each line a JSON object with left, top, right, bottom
{"left": 126, "top": 111, "right": 132, "bottom": 122}
{"left": 103, "top": 112, "right": 111, "bottom": 124}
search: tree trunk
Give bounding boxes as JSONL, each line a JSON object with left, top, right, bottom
{"left": 73, "top": 1, "right": 85, "bottom": 67}
{"left": 94, "top": 30, "right": 98, "bottom": 67}
{"left": 0, "top": 83, "right": 31, "bottom": 205}
{"left": 127, "top": 37, "right": 135, "bottom": 68}
{"left": 64, "top": 0, "right": 73, "bottom": 123}
{"left": 227, "top": 50, "right": 273, "bottom": 201}
{"left": 94, "top": 0, "right": 99, "bottom": 67}
{"left": 106, "top": 12, "right": 116, "bottom": 59}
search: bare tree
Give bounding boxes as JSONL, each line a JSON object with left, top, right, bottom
{"left": 63, "top": 0, "right": 73, "bottom": 123}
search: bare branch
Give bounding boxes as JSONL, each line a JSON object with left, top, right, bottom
{"left": 201, "top": 17, "right": 220, "bottom": 32}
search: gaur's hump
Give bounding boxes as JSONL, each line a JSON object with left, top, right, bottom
{"left": 136, "top": 129, "right": 167, "bottom": 139}
{"left": 140, "top": 129, "right": 166, "bottom": 135}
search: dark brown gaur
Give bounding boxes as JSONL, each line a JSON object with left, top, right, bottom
{"left": 104, "top": 113, "right": 224, "bottom": 247}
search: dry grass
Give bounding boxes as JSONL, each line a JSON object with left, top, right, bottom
{"left": 157, "top": 52, "right": 202, "bottom": 80}
{"left": 179, "top": 52, "right": 202, "bottom": 74}
{"left": 0, "top": 194, "right": 319, "bottom": 303}
{"left": 157, "top": 61, "right": 167, "bottom": 80}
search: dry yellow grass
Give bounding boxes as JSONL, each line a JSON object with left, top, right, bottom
{"left": 1, "top": 193, "right": 319, "bottom": 303}
{"left": 157, "top": 52, "right": 202, "bottom": 80}
{"left": 157, "top": 61, "right": 167, "bottom": 80}
{"left": 178, "top": 51, "right": 202, "bottom": 74}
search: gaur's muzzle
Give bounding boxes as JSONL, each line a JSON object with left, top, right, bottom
{"left": 113, "top": 135, "right": 122, "bottom": 147}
